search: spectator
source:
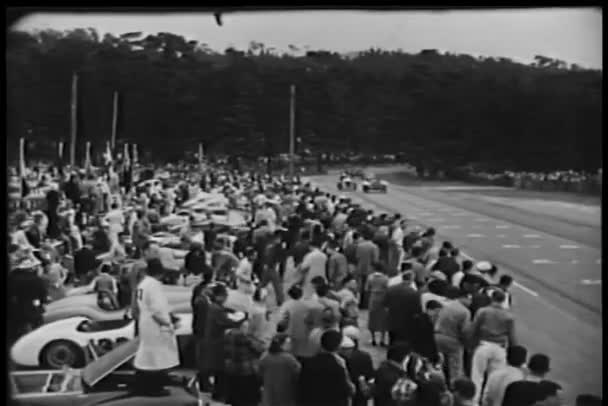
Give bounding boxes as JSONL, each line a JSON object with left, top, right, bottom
{"left": 383, "top": 267, "right": 422, "bottom": 346}
{"left": 421, "top": 276, "right": 450, "bottom": 309}
{"left": 534, "top": 381, "right": 563, "bottom": 406}
{"left": 326, "top": 239, "right": 349, "bottom": 290}
{"left": 469, "top": 289, "right": 516, "bottom": 404}
{"left": 434, "top": 287, "right": 472, "bottom": 386}
{"left": 201, "top": 283, "right": 247, "bottom": 402}
{"left": 502, "top": 353, "right": 551, "bottom": 406}
{"left": 259, "top": 333, "right": 301, "bottom": 406}
{"left": 298, "top": 329, "right": 355, "bottom": 406}
{"left": 482, "top": 345, "right": 528, "bottom": 406}
{"left": 355, "top": 228, "right": 380, "bottom": 309}
{"left": 373, "top": 342, "right": 410, "bottom": 406}
{"left": 184, "top": 241, "right": 211, "bottom": 286}
{"left": 224, "top": 320, "right": 266, "bottom": 406}
{"left": 495, "top": 275, "right": 514, "bottom": 310}
{"left": 299, "top": 237, "right": 328, "bottom": 299}
{"left": 453, "top": 377, "right": 477, "bottom": 406}
{"left": 365, "top": 261, "right": 390, "bottom": 346}
{"left": 432, "top": 246, "right": 461, "bottom": 282}
{"left": 411, "top": 299, "right": 442, "bottom": 364}
{"left": 340, "top": 326, "right": 375, "bottom": 406}
{"left": 452, "top": 260, "right": 473, "bottom": 289}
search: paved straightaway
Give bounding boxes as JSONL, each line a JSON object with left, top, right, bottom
{"left": 310, "top": 173, "right": 602, "bottom": 403}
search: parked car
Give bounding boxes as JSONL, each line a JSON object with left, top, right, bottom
{"left": 46, "top": 285, "right": 192, "bottom": 324}
{"left": 10, "top": 339, "right": 201, "bottom": 405}
{"left": 11, "top": 313, "right": 193, "bottom": 369}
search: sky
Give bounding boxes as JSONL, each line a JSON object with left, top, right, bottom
{"left": 13, "top": 8, "right": 603, "bottom": 69}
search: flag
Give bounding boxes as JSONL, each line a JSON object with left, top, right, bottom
{"left": 58, "top": 141, "right": 64, "bottom": 162}
{"left": 198, "top": 143, "right": 204, "bottom": 164}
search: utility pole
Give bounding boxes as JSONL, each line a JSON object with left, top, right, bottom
{"left": 288, "top": 84, "right": 296, "bottom": 178}
{"left": 111, "top": 91, "right": 119, "bottom": 150}
{"left": 69, "top": 72, "right": 78, "bottom": 167}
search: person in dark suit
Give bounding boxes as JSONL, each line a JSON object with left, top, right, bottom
{"left": 372, "top": 343, "right": 410, "bottom": 406}
{"left": 340, "top": 327, "right": 375, "bottom": 406}
{"left": 191, "top": 281, "right": 213, "bottom": 392}
{"left": 411, "top": 300, "right": 442, "bottom": 364}
{"left": 201, "top": 284, "right": 247, "bottom": 402}
{"left": 383, "top": 277, "right": 423, "bottom": 346}
{"left": 298, "top": 330, "right": 355, "bottom": 406}
{"left": 502, "top": 353, "right": 551, "bottom": 406}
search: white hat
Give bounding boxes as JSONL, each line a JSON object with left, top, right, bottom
{"left": 340, "top": 335, "right": 355, "bottom": 349}
{"left": 476, "top": 261, "right": 492, "bottom": 272}
{"left": 342, "top": 326, "right": 361, "bottom": 343}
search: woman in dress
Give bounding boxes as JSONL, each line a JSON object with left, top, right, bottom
{"left": 365, "top": 261, "right": 389, "bottom": 346}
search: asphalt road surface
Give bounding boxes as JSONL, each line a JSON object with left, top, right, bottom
{"left": 308, "top": 168, "right": 602, "bottom": 403}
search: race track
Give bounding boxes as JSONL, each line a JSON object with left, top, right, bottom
{"left": 310, "top": 170, "right": 603, "bottom": 403}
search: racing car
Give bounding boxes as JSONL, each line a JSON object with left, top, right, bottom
{"left": 361, "top": 176, "right": 388, "bottom": 193}
{"left": 11, "top": 313, "right": 194, "bottom": 369}
{"left": 337, "top": 175, "right": 357, "bottom": 191}
{"left": 47, "top": 285, "right": 192, "bottom": 323}
{"left": 10, "top": 339, "right": 201, "bottom": 405}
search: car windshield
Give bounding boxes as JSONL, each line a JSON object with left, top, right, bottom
{"left": 11, "top": 369, "right": 83, "bottom": 397}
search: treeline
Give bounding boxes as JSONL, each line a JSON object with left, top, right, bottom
{"left": 6, "top": 28, "right": 602, "bottom": 172}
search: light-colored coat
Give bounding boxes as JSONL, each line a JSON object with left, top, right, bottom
{"left": 133, "top": 276, "right": 179, "bottom": 370}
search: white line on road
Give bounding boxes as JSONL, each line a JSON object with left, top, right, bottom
{"left": 496, "top": 234, "right": 507, "bottom": 238}
{"left": 571, "top": 260, "right": 579, "bottom": 264}
{"left": 530, "top": 245, "right": 541, "bottom": 249}
{"left": 524, "top": 234, "right": 542, "bottom": 239}
{"left": 502, "top": 244, "right": 521, "bottom": 248}
{"left": 467, "top": 234, "right": 485, "bottom": 238}
{"left": 460, "top": 251, "right": 539, "bottom": 297}
{"left": 533, "top": 259, "right": 557, "bottom": 264}
{"left": 581, "top": 279, "right": 602, "bottom": 285}
{"left": 439, "top": 225, "right": 461, "bottom": 229}
{"left": 560, "top": 245, "right": 579, "bottom": 249}
{"left": 475, "top": 218, "right": 490, "bottom": 222}
{"left": 496, "top": 225, "right": 511, "bottom": 229}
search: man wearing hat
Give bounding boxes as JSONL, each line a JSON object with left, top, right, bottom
{"left": 340, "top": 326, "right": 375, "bottom": 406}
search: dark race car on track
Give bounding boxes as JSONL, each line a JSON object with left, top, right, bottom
{"left": 337, "top": 174, "right": 357, "bottom": 191}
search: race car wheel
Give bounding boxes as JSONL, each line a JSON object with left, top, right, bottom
{"left": 363, "top": 186, "right": 369, "bottom": 193}
{"left": 337, "top": 183, "right": 343, "bottom": 190}
{"left": 41, "top": 340, "right": 85, "bottom": 369}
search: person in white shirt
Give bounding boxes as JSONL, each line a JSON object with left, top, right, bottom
{"left": 452, "top": 259, "right": 474, "bottom": 289}
{"left": 299, "top": 239, "right": 328, "bottom": 299}
{"left": 482, "top": 345, "right": 528, "bottom": 406}
{"left": 133, "top": 258, "right": 180, "bottom": 396}
{"left": 103, "top": 202, "right": 124, "bottom": 245}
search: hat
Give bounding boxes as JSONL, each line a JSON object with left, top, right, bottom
{"left": 476, "top": 261, "right": 492, "bottom": 273}
{"left": 342, "top": 326, "right": 361, "bottom": 343}
{"left": 429, "top": 271, "right": 448, "bottom": 282}
{"left": 340, "top": 335, "right": 355, "bottom": 349}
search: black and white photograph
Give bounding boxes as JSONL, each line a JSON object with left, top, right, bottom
{"left": 6, "top": 7, "right": 602, "bottom": 406}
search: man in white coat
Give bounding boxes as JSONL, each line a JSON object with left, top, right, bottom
{"left": 132, "top": 258, "right": 180, "bottom": 396}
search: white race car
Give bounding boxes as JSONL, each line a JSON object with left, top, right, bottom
{"left": 361, "top": 177, "right": 389, "bottom": 193}
{"left": 11, "top": 313, "right": 193, "bottom": 369}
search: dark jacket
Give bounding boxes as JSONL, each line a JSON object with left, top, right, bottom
{"left": 383, "top": 282, "right": 423, "bottom": 341}
{"left": 298, "top": 352, "right": 353, "bottom": 406}
{"left": 200, "top": 302, "right": 243, "bottom": 371}
{"left": 344, "top": 348, "right": 375, "bottom": 406}
{"left": 410, "top": 313, "right": 440, "bottom": 364}
{"left": 502, "top": 380, "right": 543, "bottom": 406}
{"left": 74, "top": 246, "right": 98, "bottom": 277}
{"left": 184, "top": 249, "right": 210, "bottom": 279}
{"left": 432, "top": 257, "right": 460, "bottom": 281}
{"left": 191, "top": 286, "right": 211, "bottom": 338}
{"left": 373, "top": 360, "right": 405, "bottom": 406}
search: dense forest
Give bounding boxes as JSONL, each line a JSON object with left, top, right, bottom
{"left": 6, "top": 28, "right": 602, "bottom": 172}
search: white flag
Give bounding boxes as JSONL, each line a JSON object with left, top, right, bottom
{"left": 132, "top": 144, "right": 138, "bottom": 164}
{"left": 19, "top": 138, "right": 26, "bottom": 177}
{"left": 123, "top": 143, "right": 130, "bottom": 168}
{"left": 85, "top": 141, "right": 91, "bottom": 169}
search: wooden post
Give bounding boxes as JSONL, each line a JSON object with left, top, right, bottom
{"left": 288, "top": 84, "right": 295, "bottom": 178}
{"left": 69, "top": 73, "right": 78, "bottom": 167}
